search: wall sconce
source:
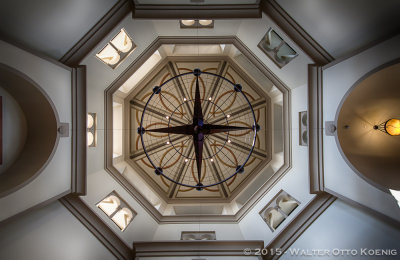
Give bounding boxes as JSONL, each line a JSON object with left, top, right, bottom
{"left": 96, "top": 28, "right": 136, "bottom": 69}
{"left": 87, "top": 113, "right": 97, "bottom": 147}
{"left": 180, "top": 19, "right": 214, "bottom": 29}
{"left": 373, "top": 118, "right": 400, "bottom": 136}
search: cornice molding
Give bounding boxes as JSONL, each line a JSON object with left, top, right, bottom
{"left": 308, "top": 65, "right": 324, "bottom": 194}
{"left": 132, "top": 2, "right": 261, "bottom": 19}
{"left": 60, "top": 0, "right": 133, "bottom": 66}
{"left": 133, "top": 240, "right": 265, "bottom": 257}
{"left": 261, "top": 0, "right": 334, "bottom": 65}
{"left": 264, "top": 192, "right": 336, "bottom": 259}
{"left": 71, "top": 66, "right": 87, "bottom": 195}
{"left": 60, "top": 194, "right": 133, "bottom": 260}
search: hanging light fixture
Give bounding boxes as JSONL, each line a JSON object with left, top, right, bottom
{"left": 373, "top": 118, "right": 400, "bottom": 136}
{"left": 138, "top": 69, "right": 259, "bottom": 190}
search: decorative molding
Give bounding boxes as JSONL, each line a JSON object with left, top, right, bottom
{"left": 104, "top": 36, "right": 291, "bottom": 223}
{"left": 324, "top": 121, "right": 336, "bottom": 136}
{"left": 59, "top": 0, "right": 133, "bottom": 66}
{"left": 261, "top": 0, "right": 334, "bottom": 65}
{"left": 60, "top": 194, "right": 133, "bottom": 260}
{"left": 58, "top": 122, "right": 70, "bottom": 137}
{"left": 132, "top": 2, "right": 261, "bottom": 19}
{"left": 133, "top": 240, "right": 265, "bottom": 258}
{"left": 71, "top": 66, "right": 87, "bottom": 195}
{"left": 181, "top": 231, "right": 216, "bottom": 241}
{"left": 308, "top": 65, "right": 324, "bottom": 194}
{"left": 264, "top": 193, "right": 336, "bottom": 260}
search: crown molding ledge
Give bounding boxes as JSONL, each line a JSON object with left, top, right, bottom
{"left": 132, "top": 3, "right": 261, "bottom": 19}
{"left": 133, "top": 240, "right": 265, "bottom": 258}
{"left": 308, "top": 65, "right": 324, "bottom": 194}
{"left": 71, "top": 66, "right": 87, "bottom": 195}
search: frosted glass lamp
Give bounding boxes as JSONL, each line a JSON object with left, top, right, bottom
{"left": 385, "top": 118, "right": 400, "bottom": 136}
{"left": 374, "top": 118, "right": 400, "bottom": 136}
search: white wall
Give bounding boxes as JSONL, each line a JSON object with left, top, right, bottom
{"left": 277, "top": 0, "right": 400, "bottom": 58}
{"left": 0, "top": 40, "right": 72, "bottom": 222}
{"left": 0, "top": 201, "right": 116, "bottom": 260}
{"left": 280, "top": 199, "right": 400, "bottom": 259}
{"left": 0, "top": 87, "right": 27, "bottom": 174}
{"left": 0, "top": 0, "right": 118, "bottom": 59}
{"left": 322, "top": 34, "right": 400, "bottom": 221}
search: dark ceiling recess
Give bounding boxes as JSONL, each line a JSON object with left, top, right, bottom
{"left": 139, "top": 69, "right": 259, "bottom": 190}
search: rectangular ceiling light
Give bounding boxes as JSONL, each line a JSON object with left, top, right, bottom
{"left": 87, "top": 113, "right": 97, "bottom": 147}
{"left": 96, "top": 191, "right": 136, "bottom": 231}
{"left": 96, "top": 28, "right": 136, "bottom": 69}
{"left": 180, "top": 19, "right": 214, "bottom": 29}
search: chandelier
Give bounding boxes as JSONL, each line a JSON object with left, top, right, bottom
{"left": 138, "top": 69, "right": 259, "bottom": 190}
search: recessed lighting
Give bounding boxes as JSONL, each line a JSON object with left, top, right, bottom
{"left": 181, "top": 20, "right": 195, "bottom": 26}
{"left": 166, "top": 116, "right": 169, "bottom": 119}
{"left": 228, "top": 139, "right": 231, "bottom": 143}
{"left": 199, "top": 20, "right": 213, "bottom": 26}
{"left": 185, "top": 159, "right": 189, "bottom": 163}
{"left": 166, "top": 141, "right": 170, "bottom": 144}
{"left": 183, "top": 97, "right": 187, "bottom": 102}
{"left": 208, "top": 97, "right": 212, "bottom": 101}
{"left": 226, "top": 114, "right": 231, "bottom": 118}
{"left": 210, "top": 158, "right": 214, "bottom": 162}
{"left": 96, "top": 28, "right": 136, "bottom": 69}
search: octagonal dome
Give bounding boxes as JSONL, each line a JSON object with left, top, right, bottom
{"left": 105, "top": 39, "right": 290, "bottom": 222}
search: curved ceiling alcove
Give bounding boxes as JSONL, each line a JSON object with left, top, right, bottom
{"left": 336, "top": 61, "right": 400, "bottom": 191}
{"left": 0, "top": 63, "right": 59, "bottom": 197}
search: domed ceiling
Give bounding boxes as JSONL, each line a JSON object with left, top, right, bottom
{"left": 106, "top": 41, "right": 290, "bottom": 220}
{"left": 129, "top": 59, "right": 270, "bottom": 200}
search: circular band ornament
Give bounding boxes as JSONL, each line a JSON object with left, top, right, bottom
{"left": 139, "top": 69, "right": 259, "bottom": 190}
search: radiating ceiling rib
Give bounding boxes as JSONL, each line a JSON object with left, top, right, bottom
{"left": 130, "top": 135, "right": 187, "bottom": 160}
{"left": 204, "top": 143, "right": 230, "bottom": 198}
{"left": 202, "top": 61, "right": 228, "bottom": 116}
{"left": 208, "top": 98, "right": 266, "bottom": 124}
{"left": 167, "top": 61, "right": 193, "bottom": 118}
{"left": 130, "top": 99, "right": 187, "bottom": 125}
{"left": 168, "top": 145, "right": 194, "bottom": 198}
{"left": 208, "top": 134, "right": 267, "bottom": 160}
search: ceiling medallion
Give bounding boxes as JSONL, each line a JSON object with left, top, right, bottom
{"left": 138, "top": 69, "right": 259, "bottom": 190}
